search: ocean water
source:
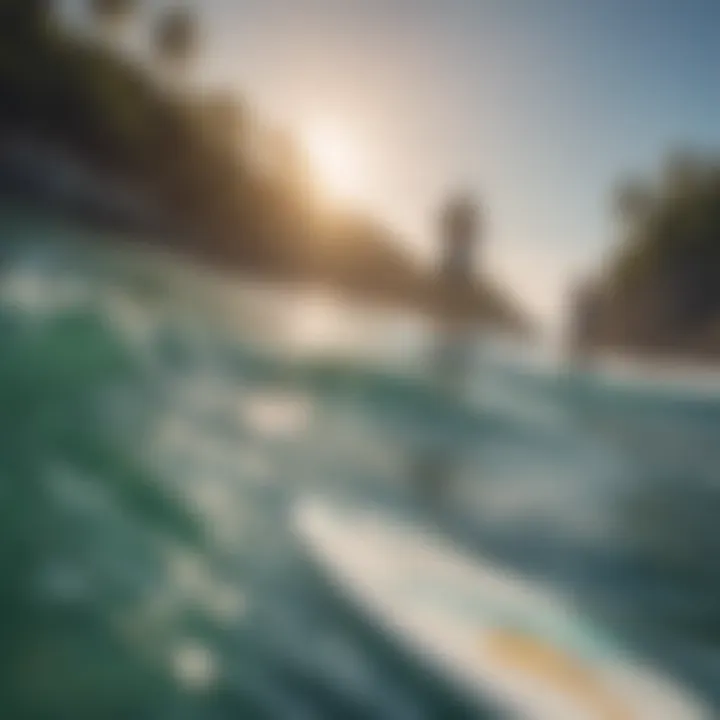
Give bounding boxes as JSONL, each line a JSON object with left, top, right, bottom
{"left": 1, "top": 211, "right": 720, "bottom": 719}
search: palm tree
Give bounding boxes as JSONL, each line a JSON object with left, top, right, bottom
{"left": 662, "top": 150, "right": 707, "bottom": 200}
{"left": 87, "top": 0, "right": 137, "bottom": 40}
{"left": 154, "top": 6, "right": 197, "bottom": 77}
{"left": 614, "top": 178, "right": 652, "bottom": 227}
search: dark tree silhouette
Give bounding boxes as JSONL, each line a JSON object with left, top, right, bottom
{"left": 574, "top": 153, "right": 720, "bottom": 357}
{"left": 0, "top": 0, "right": 528, "bottom": 333}
{"left": 88, "top": 0, "right": 137, "bottom": 37}
{"left": 154, "top": 6, "right": 197, "bottom": 74}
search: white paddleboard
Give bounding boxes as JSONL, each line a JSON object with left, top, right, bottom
{"left": 293, "top": 498, "right": 709, "bottom": 720}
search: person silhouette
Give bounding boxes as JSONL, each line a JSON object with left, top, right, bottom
{"left": 414, "top": 194, "right": 481, "bottom": 507}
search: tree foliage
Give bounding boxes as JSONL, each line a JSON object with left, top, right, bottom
{"left": 0, "top": 0, "right": 527, "bottom": 331}
{"left": 154, "top": 6, "right": 197, "bottom": 70}
{"left": 577, "top": 153, "right": 720, "bottom": 357}
{"left": 88, "top": 0, "right": 137, "bottom": 29}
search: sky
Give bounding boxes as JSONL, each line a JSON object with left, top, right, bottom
{"left": 113, "top": 0, "right": 720, "bottom": 325}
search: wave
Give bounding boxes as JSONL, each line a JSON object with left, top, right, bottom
{"left": 1, "top": 213, "right": 719, "bottom": 714}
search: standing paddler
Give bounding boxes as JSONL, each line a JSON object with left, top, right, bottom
{"left": 414, "top": 193, "right": 482, "bottom": 506}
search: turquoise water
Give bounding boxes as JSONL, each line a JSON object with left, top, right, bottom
{"left": 1, "top": 212, "right": 720, "bottom": 718}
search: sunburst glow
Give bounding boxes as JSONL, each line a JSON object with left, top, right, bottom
{"left": 301, "top": 121, "right": 364, "bottom": 205}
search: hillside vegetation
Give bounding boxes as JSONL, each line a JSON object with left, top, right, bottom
{"left": 571, "top": 152, "right": 720, "bottom": 360}
{"left": 0, "top": 0, "right": 528, "bottom": 331}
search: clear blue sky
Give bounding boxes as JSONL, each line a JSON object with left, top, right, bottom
{"left": 163, "top": 0, "right": 720, "bottom": 323}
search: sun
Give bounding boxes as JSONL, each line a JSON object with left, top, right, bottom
{"left": 301, "top": 121, "right": 364, "bottom": 205}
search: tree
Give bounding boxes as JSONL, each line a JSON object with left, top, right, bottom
{"left": 0, "top": 0, "right": 52, "bottom": 34}
{"left": 582, "top": 153, "right": 720, "bottom": 357}
{"left": 614, "top": 177, "right": 652, "bottom": 226}
{"left": 154, "top": 6, "right": 197, "bottom": 76}
{"left": 661, "top": 149, "right": 708, "bottom": 199}
{"left": 88, "top": 0, "right": 137, "bottom": 40}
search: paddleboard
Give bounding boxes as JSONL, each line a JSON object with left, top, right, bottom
{"left": 293, "top": 498, "right": 709, "bottom": 719}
